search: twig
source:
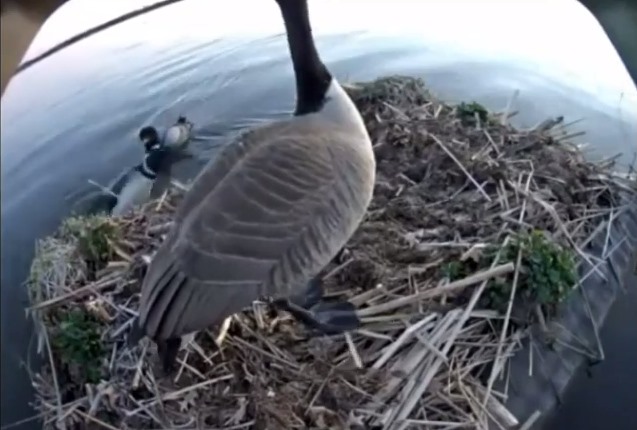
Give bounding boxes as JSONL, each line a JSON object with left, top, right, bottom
{"left": 41, "top": 322, "right": 66, "bottom": 430}
{"left": 74, "top": 410, "right": 119, "bottom": 430}
{"left": 88, "top": 179, "right": 118, "bottom": 198}
{"left": 29, "top": 276, "right": 119, "bottom": 310}
{"left": 500, "top": 89, "right": 519, "bottom": 126}
{"left": 372, "top": 315, "right": 437, "bottom": 369}
{"left": 482, "top": 248, "right": 523, "bottom": 413}
{"left": 357, "top": 263, "right": 514, "bottom": 317}
{"left": 430, "top": 133, "right": 492, "bottom": 202}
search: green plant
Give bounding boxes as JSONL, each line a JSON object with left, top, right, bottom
{"left": 483, "top": 230, "right": 577, "bottom": 318}
{"left": 62, "top": 216, "right": 120, "bottom": 268}
{"left": 52, "top": 309, "right": 104, "bottom": 383}
{"left": 519, "top": 230, "right": 576, "bottom": 305}
{"left": 442, "top": 261, "right": 466, "bottom": 281}
{"left": 456, "top": 101, "right": 489, "bottom": 126}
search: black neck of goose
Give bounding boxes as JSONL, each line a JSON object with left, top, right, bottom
{"left": 276, "top": 0, "right": 332, "bottom": 116}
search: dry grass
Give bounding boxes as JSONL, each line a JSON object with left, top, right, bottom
{"left": 22, "top": 76, "right": 635, "bottom": 430}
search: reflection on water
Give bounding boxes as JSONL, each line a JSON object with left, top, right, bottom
{"left": 1, "top": 0, "right": 635, "bottom": 428}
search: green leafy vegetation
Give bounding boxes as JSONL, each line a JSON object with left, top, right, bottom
{"left": 445, "top": 230, "right": 577, "bottom": 322}
{"left": 51, "top": 309, "right": 104, "bottom": 384}
{"left": 442, "top": 260, "right": 467, "bottom": 281}
{"left": 456, "top": 101, "right": 489, "bottom": 126}
{"left": 62, "top": 215, "right": 120, "bottom": 273}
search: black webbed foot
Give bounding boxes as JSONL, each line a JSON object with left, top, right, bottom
{"left": 309, "top": 300, "right": 361, "bottom": 333}
{"left": 273, "top": 298, "right": 360, "bottom": 335}
{"left": 157, "top": 337, "right": 181, "bottom": 375}
{"left": 288, "top": 277, "right": 324, "bottom": 310}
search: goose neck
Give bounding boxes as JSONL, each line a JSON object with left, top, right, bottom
{"left": 276, "top": 0, "right": 332, "bottom": 116}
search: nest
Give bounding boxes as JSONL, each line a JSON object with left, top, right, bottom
{"left": 25, "top": 76, "right": 635, "bottom": 430}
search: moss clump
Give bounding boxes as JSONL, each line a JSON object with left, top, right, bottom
{"left": 51, "top": 309, "right": 104, "bottom": 384}
{"left": 456, "top": 101, "right": 489, "bottom": 126}
{"left": 61, "top": 215, "right": 120, "bottom": 275}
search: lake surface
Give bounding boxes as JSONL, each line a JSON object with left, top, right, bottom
{"left": 1, "top": 0, "right": 636, "bottom": 428}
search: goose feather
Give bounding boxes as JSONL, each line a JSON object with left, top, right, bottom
{"left": 138, "top": 114, "right": 374, "bottom": 341}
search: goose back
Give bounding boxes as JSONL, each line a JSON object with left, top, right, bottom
{"left": 138, "top": 114, "right": 375, "bottom": 340}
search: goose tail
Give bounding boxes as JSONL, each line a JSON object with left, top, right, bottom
{"left": 136, "top": 234, "right": 263, "bottom": 345}
{"left": 137, "top": 242, "right": 189, "bottom": 341}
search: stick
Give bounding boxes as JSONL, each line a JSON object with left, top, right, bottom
{"left": 482, "top": 248, "right": 523, "bottom": 412}
{"left": 30, "top": 277, "right": 119, "bottom": 311}
{"left": 357, "top": 263, "right": 514, "bottom": 317}
{"left": 88, "top": 179, "right": 118, "bottom": 198}
{"left": 41, "top": 322, "right": 66, "bottom": 430}
{"left": 500, "top": 89, "right": 520, "bottom": 126}
{"left": 430, "top": 133, "right": 492, "bottom": 202}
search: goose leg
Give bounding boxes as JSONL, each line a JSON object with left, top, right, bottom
{"left": 156, "top": 337, "right": 181, "bottom": 374}
{"left": 288, "top": 277, "right": 324, "bottom": 310}
{"left": 127, "top": 318, "right": 182, "bottom": 375}
{"left": 273, "top": 298, "right": 360, "bottom": 335}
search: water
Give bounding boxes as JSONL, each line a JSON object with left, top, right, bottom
{"left": 543, "top": 269, "right": 637, "bottom": 430}
{"left": 1, "top": 0, "right": 636, "bottom": 428}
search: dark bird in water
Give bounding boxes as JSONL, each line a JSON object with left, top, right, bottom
{"left": 138, "top": 115, "right": 194, "bottom": 153}
{"left": 108, "top": 147, "right": 171, "bottom": 217}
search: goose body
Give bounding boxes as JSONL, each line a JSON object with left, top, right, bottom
{"left": 109, "top": 148, "right": 167, "bottom": 216}
{"left": 130, "top": 0, "right": 375, "bottom": 370}
{"left": 139, "top": 102, "right": 374, "bottom": 336}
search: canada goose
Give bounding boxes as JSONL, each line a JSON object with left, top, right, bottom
{"left": 109, "top": 147, "right": 171, "bottom": 217}
{"left": 128, "top": 0, "right": 376, "bottom": 372}
{"left": 139, "top": 115, "right": 195, "bottom": 153}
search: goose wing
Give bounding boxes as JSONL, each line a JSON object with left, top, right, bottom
{"left": 139, "top": 119, "right": 365, "bottom": 341}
